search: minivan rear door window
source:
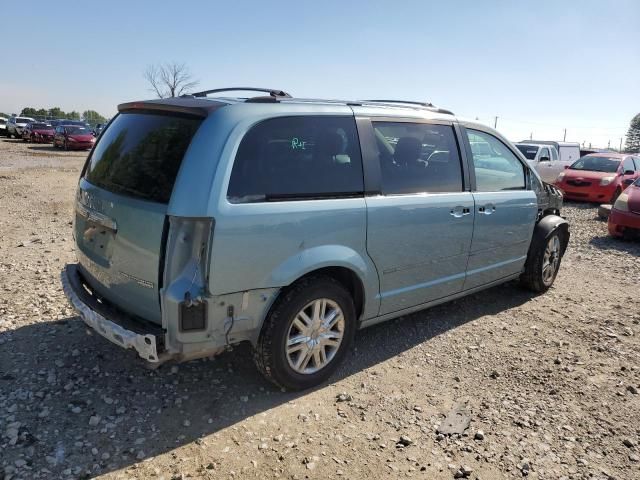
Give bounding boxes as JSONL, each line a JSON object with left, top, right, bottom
{"left": 84, "top": 112, "right": 202, "bottom": 204}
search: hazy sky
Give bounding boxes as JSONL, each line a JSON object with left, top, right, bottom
{"left": 2, "top": 0, "right": 638, "bottom": 147}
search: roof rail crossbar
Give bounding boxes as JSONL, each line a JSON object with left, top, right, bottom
{"left": 190, "top": 87, "right": 292, "bottom": 99}
{"left": 363, "top": 99, "right": 435, "bottom": 108}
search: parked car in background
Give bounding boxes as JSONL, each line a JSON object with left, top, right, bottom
{"left": 6, "top": 116, "right": 35, "bottom": 138}
{"left": 515, "top": 142, "right": 569, "bottom": 182}
{"left": 61, "top": 89, "right": 569, "bottom": 391}
{"left": 608, "top": 177, "right": 640, "bottom": 239}
{"left": 0, "top": 117, "right": 7, "bottom": 136}
{"left": 555, "top": 153, "right": 640, "bottom": 203}
{"left": 522, "top": 140, "right": 581, "bottom": 165}
{"left": 53, "top": 125, "right": 95, "bottom": 150}
{"left": 92, "top": 123, "right": 106, "bottom": 136}
{"left": 22, "top": 122, "right": 55, "bottom": 143}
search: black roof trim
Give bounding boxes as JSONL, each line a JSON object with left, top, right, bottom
{"left": 190, "top": 87, "right": 292, "bottom": 99}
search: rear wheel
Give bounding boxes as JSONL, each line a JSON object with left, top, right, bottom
{"left": 64, "top": 140, "right": 69, "bottom": 151}
{"left": 254, "top": 275, "right": 356, "bottom": 390}
{"left": 520, "top": 230, "right": 564, "bottom": 293}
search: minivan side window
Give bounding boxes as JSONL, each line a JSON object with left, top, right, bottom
{"left": 551, "top": 147, "right": 558, "bottom": 161}
{"left": 227, "top": 116, "right": 363, "bottom": 203}
{"left": 467, "top": 130, "right": 526, "bottom": 191}
{"left": 371, "top": 122, "right": 463, "bottom": 194}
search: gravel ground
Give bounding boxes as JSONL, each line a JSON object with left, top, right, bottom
{"left": 1, "top": 138, "right": 639, "bottom": 480}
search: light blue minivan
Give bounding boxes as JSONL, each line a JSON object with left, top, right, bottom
{"left": 62, "top": 88, "right": 569, "bottom": 390}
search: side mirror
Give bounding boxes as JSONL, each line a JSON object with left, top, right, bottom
{"left": 539, "top": 156, "right": 550, "bottom": 162}
{"left": 623, "top": 178, "right": 634, "bottom": 185}
{"left": 564, "top": 165, "right": 569, "bottom": 169}
{"left": 624, "top": 170, "right": 634, "bottom": 175}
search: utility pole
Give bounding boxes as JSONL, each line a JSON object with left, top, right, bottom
{"left": 607, "top": 140, "right": 611, "bottom": 149}
{"left": 563, "top": 128, "right": 567, "bottom": 141}
{"left": 530, "top": 132, "right": 533, "bottom": 140}
{"left": 494, "top": 116, "right": 498, "bottom": 129}
{"left": 619, "top": 137, "right": 623, "bottom": 152}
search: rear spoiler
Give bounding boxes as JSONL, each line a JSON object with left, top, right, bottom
{"left": 118, "top": 98, "right": 224, "bottom": 118}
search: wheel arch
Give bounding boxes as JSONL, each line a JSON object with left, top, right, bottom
{"left": 532, "top": 214, "right": 570, "bottom": 256}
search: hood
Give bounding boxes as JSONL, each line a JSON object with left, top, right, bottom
{"left": 68, "top": 134, "right": 94, "bottom": 141}
{"left": 563, "top": 169, "right": 617, "bottom": 180}
{"left": 626, "top": 185, "right": 640, "bottom": 212}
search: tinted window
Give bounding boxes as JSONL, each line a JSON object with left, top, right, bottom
{"left": 515, "top": 144, "right": 539, "bottom": 160}
{"left": 551, "top": 147, "right": 558, "bottom": 161}
{"left": 622, "top": 157, "right": 635, "bottom": 172}
{"left": 569, "top": 156, "right": 620, "bottom": 173}
{"left": 227, "top": 116, "right": 363, "bottom": 202}
{"left": 85, "top": 112, "right": 202, "bottom": 203}
{"left": 634, "top": 157, "right": 640, "bottom": 170}
{"left": 372, "top": 122, "right": 462, "bottom": 194}
{"left": 467, "top": 130, "right": 525, "bottom": 191}
{"left": 16, "top": 118, "right": 31, "bottom": 123}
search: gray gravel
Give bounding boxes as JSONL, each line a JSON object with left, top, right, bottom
{"left": 1, "top": 139, "right": 639, "bottom": 479}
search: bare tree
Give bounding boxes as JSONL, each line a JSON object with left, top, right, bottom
{"left": 143, "top": 62, "right": 199, "bottom": 98}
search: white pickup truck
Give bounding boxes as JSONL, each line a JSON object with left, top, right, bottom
{"left": 515, "top": 142, "right": 574, "bottom": 183}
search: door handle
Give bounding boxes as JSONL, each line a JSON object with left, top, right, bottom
{"left": 450, "top": 206, "right": 471, "bottom": 218}
{"left": 478, "top": 204, "right": 496, "bottom": 215}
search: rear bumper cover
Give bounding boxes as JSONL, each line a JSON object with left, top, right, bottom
{"left": 61, "top": 264, "right": 164, "bottom": 362}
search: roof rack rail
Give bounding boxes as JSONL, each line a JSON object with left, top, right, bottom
{"left": 189, "top": 87, "right": 292, "bottom": 99}
{"left": 362, "top": 99, "right": 454, "bottom": 115}
{"left": 363, "top": 99, "right": 435, "bottom": 107}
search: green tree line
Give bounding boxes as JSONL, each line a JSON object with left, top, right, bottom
{"left": 18, "top": 107, "right": 107, "bottom": 124}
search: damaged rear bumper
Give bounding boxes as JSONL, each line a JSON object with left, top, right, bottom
{"left": 61, "top": 264, "right": 165, "bottom": 362}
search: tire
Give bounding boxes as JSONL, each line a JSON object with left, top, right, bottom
{"left": 520, "top": 230, "right": 564, "bottom": 293}
{"left": 611, "top": 188, "right": 622, "bottom": 204}
{"left": 64, "top": 140, "right": 69, "bottom": 151}
{"left": 254, "top": 275, "right": 356, "bottom": 391}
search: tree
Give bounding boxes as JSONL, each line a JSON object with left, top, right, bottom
{"left": 67, "top": 111, "right": 81, "bottom": 120}
{"left": 48, "top": 107, "right": 64, "bottom": 119}
{"left": 20, "top": 107, "right": 37, "bottom": 116}
{"left": 625, "top": 113, "right": 640, "bottom": 153}
{"left": 83, "top": 110, "right": 106, "bottom": 124}
{"left": 144, "top": 62, "right": 199, "bottom": 98}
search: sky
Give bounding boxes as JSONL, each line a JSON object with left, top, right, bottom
{"left": 1, "top": 0, "right": 638, "bottom": 148}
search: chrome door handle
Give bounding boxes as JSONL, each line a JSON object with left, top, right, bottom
{"left": 450, "top": 206, "right": 471, "bottom": 218}
{"left": 478, "top": 204, "right": 496, "bottom": 215}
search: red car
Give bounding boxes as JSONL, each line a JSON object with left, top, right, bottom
{"left": 608, "top": 178, "right": 640, "bottom": 239}
{"left": 22, "top": 122, "right": 55, "bottom": 143}
{"left": 555, "top": 153, "right": 640, "bottom": 203}
{"left": 53, "top": 125, "right": 96, "bottom": 150}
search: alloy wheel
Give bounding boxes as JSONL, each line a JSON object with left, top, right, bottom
{"left": 286, "top": 298, "right": 345, "bottom": 374}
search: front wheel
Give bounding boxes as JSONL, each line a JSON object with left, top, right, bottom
{"left": 254, "top": 276, "right": 356, "bottom": 390}
{"left": 520, "top": 231, "right": 564, "bottom": 293}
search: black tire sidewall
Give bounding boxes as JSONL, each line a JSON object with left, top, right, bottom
{"left": 259, "top": 277, "right": 356, "bottom": 390}
{"left": 524, "top": 230, "right": 563, "bottom": 292}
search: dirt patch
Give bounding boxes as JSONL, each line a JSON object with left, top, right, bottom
{"left": 0, "top": 140, "right": 639, "bottom": 479}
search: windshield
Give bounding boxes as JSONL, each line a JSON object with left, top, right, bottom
{"left": 66, "top": 126, "right": 89, "bottom": 134}
{"left": 32, "top": 123, "right": 51, "bottom": 129}
{"left": 0, "top": 119, "right": 5, "bottom": 125}
{"left": 569, "top": 156, "right": 620, "bottom": 173}
{"left": 16, "top": 118, "right": 32, "bottom": 124}
{"left": 516, "top": 144, "right": 539, "bottom": 160}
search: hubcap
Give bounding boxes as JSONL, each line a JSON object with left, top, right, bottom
{"left": 542, "top": 235, "right": 560, "bottom": 286}
{"left": 286, "top": 298, "right": 345, "bottom": 374}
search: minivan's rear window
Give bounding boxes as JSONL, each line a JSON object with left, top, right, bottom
{"left": 227, "top": 116, "right": 364, "bottom": 203}
{"left": 84, "top": 112, "right": 202, "bottom": 203}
